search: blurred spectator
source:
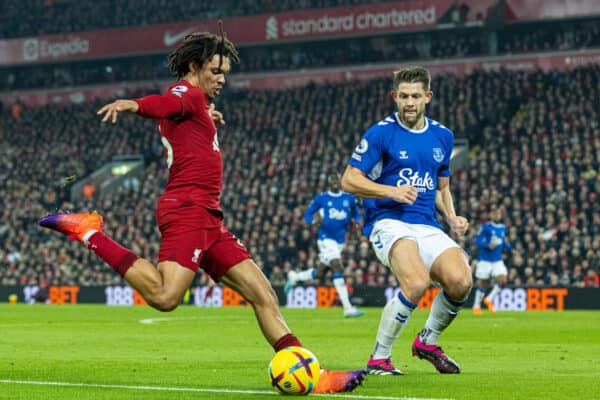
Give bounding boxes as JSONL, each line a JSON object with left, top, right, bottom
{"left": 0, "top": 66, "right": 598, "bottom": 289}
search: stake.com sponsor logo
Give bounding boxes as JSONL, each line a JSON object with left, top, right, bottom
{"left": 266, "top": 5, "right": 437, "bottom": 39}
{"left": 23, "top": 37, "right": 90, "bottom": 61}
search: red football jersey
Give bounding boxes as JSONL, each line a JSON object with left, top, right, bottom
{"left": 135, "top": 80, "right": 222, "bottom": 211}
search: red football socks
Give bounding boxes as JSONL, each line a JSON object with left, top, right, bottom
{"left": 273, "top": 333, "right": 302, "bottom": 352}
{"left": 87, "top": 232, "right": 139, "bottom": 277}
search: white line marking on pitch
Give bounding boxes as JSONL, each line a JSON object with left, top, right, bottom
{"left": 0, "top": 379, "right": 454, "bottom": 400}
{"left": 138, "top": 316, "right": 202, "bottom": 324}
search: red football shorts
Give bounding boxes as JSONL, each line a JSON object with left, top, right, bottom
{"left": 156, "top": 197, "right": 250, "bottom": 281}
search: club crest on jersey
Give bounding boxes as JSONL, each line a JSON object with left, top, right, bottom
{"left": 172, "top": 85, "right": 188, "bottom": 93}
{"left": 171, "top": 85, "right": 189, "bottom": 98}
{"left": 191, "top": 248, "right": 202, "bottom": 264}
{"left": 433, "top": 148, "right": 444, "bottom": 162}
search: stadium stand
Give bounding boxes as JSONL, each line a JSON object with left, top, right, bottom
{"left": 0, "top": 0, "right": 394, "bottom": 39}
{"left": 2, "top": 18, "right": 599, "bottom": 91}
{"left": 1, "top": 65, "right": 599, "bottom": 288}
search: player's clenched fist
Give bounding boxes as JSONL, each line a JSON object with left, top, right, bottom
{"left": 388, "top": 185, "right": 418, "bottom": 205}
{"left": 208, "top": 103, "right": 225, "bottom": 126}
{"left": 446, "top": 215, "right": 469, "bottom": 236}
{"left": 97, "top": 99, "right": 139, "bottom": 123}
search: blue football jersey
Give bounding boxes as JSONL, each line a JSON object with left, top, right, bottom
{"left": 348, "top": 113, "right": 454, "bottom": 237}
{"left": 474, "top": 222, "right": 512, "bottom": 262}
{"left": 304, "top": 191, "right": 362, "bottom": 244}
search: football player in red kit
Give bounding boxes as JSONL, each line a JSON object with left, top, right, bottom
{"left": 39, "top": 26, "right": 365, "bottom": 393}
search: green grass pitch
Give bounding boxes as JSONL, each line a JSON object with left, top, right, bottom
{"left": 1, "top": 304, "right": 598, "bottom": 400}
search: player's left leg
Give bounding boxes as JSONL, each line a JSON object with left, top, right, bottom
{"left": 329, "top": 259, "right": 363, "bottom": 318}
{"left": 221, "top": 259, "right": 295, "bottom": 344}
{"left": 284, "top": 262, "right": 324, "bottom": 294}
{"left": 413, "top": 247, "right": 471, "bottom": 373}
{"left": 284, "top": 240, "right": 333, "bottom": 294}
{"left": 221, "top": 259, "right": 366, "bottom": 392}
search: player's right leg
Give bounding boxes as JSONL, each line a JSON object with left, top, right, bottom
{"left": 485, "top": 264, "right": 508, "bottom": 313}
{"left": 472, "top": 278, "right": 490, "bottom": 315}
{"left": 367, "top": 235, "right": 430, "bottom": 375}
{"left": 39, "top": 211, "right": 194, "bottom": 311}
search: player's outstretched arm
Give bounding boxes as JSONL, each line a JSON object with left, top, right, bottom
{"left": 97, "top": 99, "right": 139, "bottom": 123}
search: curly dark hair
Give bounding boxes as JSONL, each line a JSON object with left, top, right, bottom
{"left": 166, "top": 21, "right": 240, "bottom": 79}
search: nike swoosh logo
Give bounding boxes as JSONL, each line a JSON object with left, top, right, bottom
{"left": 163, "top": 28, "right": 197, "bottom": 47}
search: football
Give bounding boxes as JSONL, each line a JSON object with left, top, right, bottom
{"left": 268, "top": 346, "right": 321, "bottom": 395}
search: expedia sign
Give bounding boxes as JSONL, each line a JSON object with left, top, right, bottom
{"left": 22, "top": 37, "right": 89, "bottom": 61}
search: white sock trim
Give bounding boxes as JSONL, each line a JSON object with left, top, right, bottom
{"left": 82, "top": 229, "right": 98, "bottom": 245}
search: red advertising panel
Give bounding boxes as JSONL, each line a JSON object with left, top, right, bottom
{"left": 0, "top": 1, "right": 497, "bottom": 66}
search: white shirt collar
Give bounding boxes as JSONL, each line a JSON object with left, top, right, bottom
{"left": 394, "top": 113, "right": 429, "bottom": 134}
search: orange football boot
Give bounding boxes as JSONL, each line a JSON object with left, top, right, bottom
{"left": 483, "top": 298, "right": 496, "bottom": 313}
{"left": 313, "top": 369, "right": 366, "bottom": 393}
{"left": 39, "top": 212, "right": 103, "bottom": 242}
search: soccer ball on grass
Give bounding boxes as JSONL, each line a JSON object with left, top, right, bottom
{"left": 268, "top": 346, "right": 320, "bottom": 395}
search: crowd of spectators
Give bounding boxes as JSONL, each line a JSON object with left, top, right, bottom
{"left": 0, "top": 0, "right": 395, "bottom": 39}
{"left": 1, "top": 66, "right": 599, "bottom": 290}
{"left": 2, "top": 17, "right": 599, "bottom": 92}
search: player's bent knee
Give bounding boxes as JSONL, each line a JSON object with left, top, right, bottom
{"left": 146, "top": 293, "right": 181, "bottom": 312}
{"left": 445, "top": 274, "right": 472, "bottom": 299}
{"left": 403, "top": 276, "right": 430, "bottom": 302}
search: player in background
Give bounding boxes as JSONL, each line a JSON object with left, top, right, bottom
{"left": 284, "top": 172, "right": 364, "bottom": 318}
{"left": 342, "top": 66, "right": 472, "bottom": 375}
{"left": 39, "top": 26, "right": 365, "bottom": 393}
{"left": 472, "top": 205, "right": 512, "bottom": 314}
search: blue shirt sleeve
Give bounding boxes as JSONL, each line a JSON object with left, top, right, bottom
{"left": 474, "top": 225, "right": 490, "bottom": 248}
{"left": 438, "top": 130, "right": 454, "bottom": 178}
{"left": 348, "top": 125, "right": 383, "bottom": 175}
{"left": 304, "top": 195, "right": 321, "bottom": 224}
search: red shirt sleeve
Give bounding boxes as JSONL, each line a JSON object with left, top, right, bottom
{"left": 135, "top": 88, "right": 199, "bottom": 120}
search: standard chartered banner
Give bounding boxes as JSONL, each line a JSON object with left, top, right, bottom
{"left": 2, "top": 285, "right": 599, "bottom": 310}
{"left": 0, "top": 0, "right": 497, "bottom": 66}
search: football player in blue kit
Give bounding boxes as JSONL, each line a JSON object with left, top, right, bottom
{"left": 285, "top": 173, "right": 365, "bottom": 318}
{"left": 472, "top": 205, "right": 512, "bottom": 314}
{"left": 342, "top": 66, "right": 472, "bottom": 375}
